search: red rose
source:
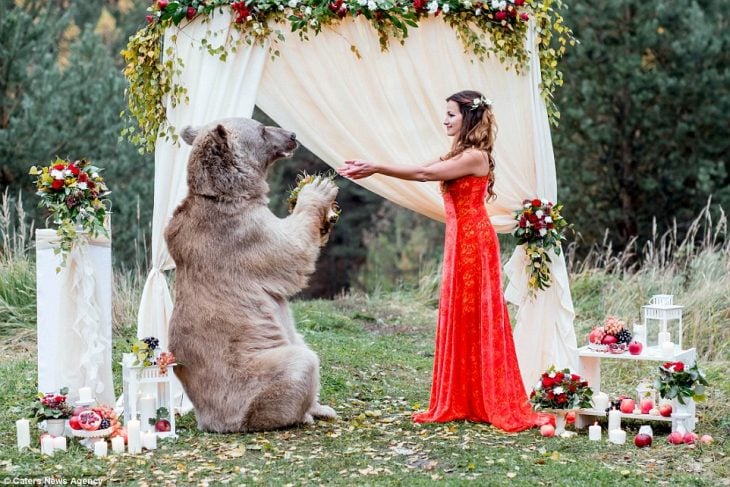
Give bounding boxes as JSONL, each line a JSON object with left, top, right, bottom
{"left": 507, "top": 6, "right": 517, "bottom": 18}
{"left": 186, "top": 6, "right": 196, "bottom": 20}
{"left": 547, "top": 391, "right": 555, "bottom": 400}
{"left": 514, "top": 0, "right": 525, "bottom": 5}
{"left": 78, "top": 172, "right": 88, "bottom": 182}
{"left": 51, "top": 180, "right": 64, "bottom": 190}
{"left": 520, "top": 13, "right": 529, "bottom": 21}
{"left": 581, "top": 381, "right": 588, "bottom": 387}
{"left": 146, "top": 14, "right": 154, "bottom": 24}
{"left": 413, "top": 0, "right": 427, "bottom": 10}
{"left": 531, "top": 198, "right": 541, "bottom": 207}
{"left": 157, "top": 0, "right": 168, "bottom": 9}
{"left": 495, "top": 11, "right": 506, "bottom": 21}
{"left": 571, "top": 374, "right": 580, "bottom": 381}
{"left": 69, "top": 165, "right": 80, "bottom": 176}
{"left": 674, "top": 362, "right": 684, "bottom": 372}
{"left": 568, "top": 384, "right": 577, "bottom": 393}
{"left": 557, "top": 394, "right": 567, "bottom": 404}
{"left": 519, "top": 217, "right": 527, "bottom": 228}
{"left": 541, "top": 377, "right": 553, "bottom": 388}
{"left": 554, "top": 372, "right": 565, "bottom": 382}
{"left": 53, "top": 163, "right": 65, "bottom": 171}
{"left": 663, "top": 362, "right": 673, "bottom": 369}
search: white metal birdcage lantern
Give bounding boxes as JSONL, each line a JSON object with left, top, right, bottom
{"left": 641, "top": 294, "right": 684, "bottom": 353}
{"left": 122, "top": 358, "right": 177, "bottom": 438}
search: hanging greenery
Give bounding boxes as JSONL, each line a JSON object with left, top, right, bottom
{"left": 122, "top": 0, "right": 574, "bottom": 153}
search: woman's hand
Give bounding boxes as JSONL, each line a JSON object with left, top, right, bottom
{"left": 336, "top": 160, "right": 378, "bottom": 180}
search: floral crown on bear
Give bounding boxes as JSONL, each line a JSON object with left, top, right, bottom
{"left": 469, "top": 96, "right": 493, "bottom": 111}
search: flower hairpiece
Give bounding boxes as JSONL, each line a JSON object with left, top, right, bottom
{"left": 469, "top": 96, "right": 493, "bottom": 110}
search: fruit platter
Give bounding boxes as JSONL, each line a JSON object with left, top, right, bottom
{"left": 69, "top": 404, "right": 120, "bottom": 438}
{"left": 587, "top": 316, "right": 633, "bottom": 353}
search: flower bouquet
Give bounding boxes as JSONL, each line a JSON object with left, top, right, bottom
{"left": 32, "top": 387, "right": 73, "bottom": 421}
{"left": 656, "top": 361, "right": 708, "bottom": 405}
{"left": 129, "top": 336, "right": 176, "bottom": 375}
{"left": 587, "top": 316, "right": 632, "bottom": 353}
{"left": 29, "top": 158, "right": 111, "bottom": 268}
{"left": 287, "top": 171, "right": 340, "bottom": 245}
{"left": 530, "top": 366, "right": 593, "bottom": 434}
{"left": 513, "top": 198, "right": 570, "bottom": 294}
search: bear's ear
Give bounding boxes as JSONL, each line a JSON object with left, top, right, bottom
{"left": 181, "top": 126, "right": 199, "bottom": 145}
{"left": 212, "top": 124, "right": 228, "bottom": 145}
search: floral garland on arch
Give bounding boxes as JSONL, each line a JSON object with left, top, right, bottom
{"left": 122, "top": 0, "right": 575, "bottom": 152}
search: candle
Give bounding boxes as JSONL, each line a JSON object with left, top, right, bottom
{"left": 608, "top": 429, "right": 626, "bottom": 444}
{"left": 638, "top": 425, "right": 653, "bottom": 437}
{"left": 632, "top": 324, "right": 646, "bottom": 344}
{"left": 41, "top": 436, "right": 55, "bottom": 456}
{"left": 139, "top": 395, "right": 156, "bottom": 432}
{"left": 94, "top": 440, "right": 108, "bottom": 457}
{"left": 592, "top": 392, "right": 609, "bottom": 412}
{"left": 588, "top": 422, "right": 602, "bottom": 441}
{"left": 78, "top": 386, "right": 93, "bottom": 403}
{"left": 16, "top": 419, "right": 30, "bottom": 450}
{"left": 657, "top": 331, "right": 671, "bottom": 345}
{"left": 127, "top": 419, "right": 141, "bottom": 454}
{"left": 52, "top": 436, "right": 67, "bottom": 452}
{"left": 142, "top": 431, "right": 157, "bottom": 450}
{"left": 661, "top": 341, "right": 675, "bottom": 358}
{"left": 608, "top": 408, "right": 621, "bottom": 432}
{"left": 111, "top": 436, "right": 125, "bottom": 454}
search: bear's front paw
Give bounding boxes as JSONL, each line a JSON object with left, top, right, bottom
{"left": 296, "top": 176, "right": 339, "bottom": 209}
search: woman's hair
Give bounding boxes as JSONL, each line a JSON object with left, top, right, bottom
{"left": 443, "top": 90, "right": 497, "bottom": 201}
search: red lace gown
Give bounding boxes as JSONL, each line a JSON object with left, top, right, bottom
{"left": 412, "top": 175, "right": 546, "bottom": 432}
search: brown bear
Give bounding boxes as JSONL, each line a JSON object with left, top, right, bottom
{"left": 165, "top": 117, "right": 338, "bottom": 433}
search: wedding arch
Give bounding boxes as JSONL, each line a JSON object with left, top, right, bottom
{"left": 124, "top": 2, "right": 579, "bottom": 398}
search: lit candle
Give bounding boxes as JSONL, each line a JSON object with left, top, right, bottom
{"left": 127, "top": 419, "right": 141, "bottom": 454}
{"left": 41, "top": 436, "right": 55, "bottom": 456}
{"left": 16, "top": 419, "right": 30, "bottom": 450}
{"left": 661, "top": 341, "right": 675, "bottom": 358}
{"left": 78, "top": 387, "right": 93, "bottom": 403}
{"left": 592, "top": 392, "right": 609, "bottom": 412}
{"left": 588, "top": 422, "right": 602, "bottom": 441}
{"left": 657, "top": 331, "right": 671, "bottom": 345}
{"left": 608, "top": 408, "right": 621, "bottom": 432}
{"left": 608, "top": 429, "right": 626, "bottom": 444}
{"left": 142, "top": 431, "right": 157, "bottom": 450}
{"left": 94, "top": 440, "right": 108, "bottom": 457}
{"left": 139, "top": 395, "right": 156, "bottom": 432}
{"left": 111, "top": 436, "right": 125, "bottom": 454}
{"left": 52, "top": 436, "right": 67, "bottom": 452}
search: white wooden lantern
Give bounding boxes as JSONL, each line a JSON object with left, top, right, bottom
{"left": 641, "top": 294, "right": 684, "bottom": 352}
{"left": 635, "top": 381, "right": 656, "bottom": 405}
{"left": 122, "top": 362, "right": 177, "bottom": 438}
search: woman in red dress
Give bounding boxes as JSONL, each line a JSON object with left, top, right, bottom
{"left": 337, "top": 90, "right": 545, "bottom": 432}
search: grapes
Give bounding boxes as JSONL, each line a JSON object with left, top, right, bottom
{"left": 99, "top": 418, "right": 111, "bottom": 430}
{"left": 142, "top": 336, "right": 159, "bottom": 350}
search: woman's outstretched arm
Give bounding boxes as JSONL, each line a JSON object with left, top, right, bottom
{"left": 337, "top": 150, "right": 488, "bottom": 182}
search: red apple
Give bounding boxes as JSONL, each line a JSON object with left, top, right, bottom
{"left": 620, "top": 398, "right": 635, "bottom": 414}
{"left": 667, "top": 431, "right": 684, "bottom": 445}
{"left": 157, "top": 0, "right": 169, "bottom": 8}
{"left": 601, "top": 334, "right": 618, "bottom": 345}
{"left": 540, "top": 424, "right": 555, "bottom": 437}
{"left": 640, "top": 399, "right": 654, "bottom": 414}
{"left": 683, "top": 432, "right": 698, "bottom": 445}
{"left": 700, "top": 434, "right": 714, "bottom": 445}
{"left": 659, "top": 404, "right": 673, "bottom": 417}
{"left": 566, "top": 411, "right": 576, "bottom": 424}
{"left": 628, "top": 341, "right": 643, "bottom": 355}
{"left": 69, "top": 416, "right": 82, "bottom": 430}
{"left": 634, "top": 433, "right": 652, "bottom": 448}
{"left": 154, "top": 419, "right": 171, "bottom": 433}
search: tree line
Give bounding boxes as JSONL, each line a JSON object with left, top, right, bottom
{"left": 1, "top": 0, "right": 727, "bottom": 296}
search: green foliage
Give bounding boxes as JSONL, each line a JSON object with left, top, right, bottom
{"left": 656, "top": 361, "right": 709, "bottom": 405}
{"left": 554, "top": 0, "right": 730, "bottom": 245}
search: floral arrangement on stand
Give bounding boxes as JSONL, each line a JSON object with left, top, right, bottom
{"left": 656, "top": 361, "right": 708, "bottom": 405}
{"left": 287, "top": 171, "right": 341, "bottom": 243}
{"left": 129, "top": 336, "right": 176, "bottom": 374}
{"left": 513, "top": 198, "right": 570, "bottom": 293}
{"left": 29, "top": 158, "right": 111, "bottom": 268}
{"left": 122, "top": 0, "right": 574, "bottom": 152}
{"left": 32, "top": 387, "right": 73, "bottom": 422}
{"left": 587, "top": 316, "right": 633, "bottom": 353}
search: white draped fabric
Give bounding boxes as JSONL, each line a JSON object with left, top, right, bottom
{"left": 139, "top": 11, "right": 577, "bottom": 401}
{"left": 36, "top": 230, "right": 114, "bottom": 405}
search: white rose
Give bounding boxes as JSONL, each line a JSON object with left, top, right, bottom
{"left": 367, "top": 0, "right": 377, "bottom": 10}
{"left": 304, "top": 6, "right": 312, "bottom": 14}
{"left": 541, "top": 198, "right": 549, "bottom": 205}
{"left": 462, "top": 0, "right": 472, "bottom": 7}
{"left": 278, "top": 5, "right": 284, "bottom": 10}
{"left": 287, "top": 0, "right": 297, "bottom": 7}
{"left": 553, "top": 386, "right": 564, "bottom": 395}
{"left": 359, "top": 0, "right": 367, "bottom": 5}
{"left": 78, "top": 182, "right": 88, "bottom": 190}
{"left": 545, "top": 216, "right": 553, "bottom": 223}
{"left": 50, "top": 169, "right": 64, "bottom": 180}
{"left": 442, "top": 4, "right": 450, "bottom": 13}
{"left": 475, "top": 8, "right": 482, "bottom": 15}
{"left": 539, "top": 228, "right": 547, "bottom": 237}
{"left": 309, "top": 19, "right": 318, "bottom": 27}
{"left": 427, "top": 1, "right": 439, "bottom": 14}
{"left": 535, "top": 210, "right": 543, "bottom": 218}
{"left": 524, "top": 202, "right": 530, "bottom": 208}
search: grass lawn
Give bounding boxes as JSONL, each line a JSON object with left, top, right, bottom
{"left": 0, "top": 294, "right": 728, "bottom": 486}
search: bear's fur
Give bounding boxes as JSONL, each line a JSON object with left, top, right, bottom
{"left": 165, "top": 117, "right": 338, "bottom": 433}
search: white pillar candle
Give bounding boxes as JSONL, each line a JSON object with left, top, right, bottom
{"left": 78, "top": 386, "right": 93, "bottom": 403}
{"left": 16, "top": 419, "right": 30, "bottom": 450}
{"left": 661, "top": 341, "right": 675, "bottom": 357}
{"left": 638, "top": 425, "right": 653, "bottom": 437}
{"left": 139, "top": 395, "right": 156, "bottom": 432}
{"left": 632, "top": 324, "right": 646, "bottom": 344}
{"left": 52, "top": 436, "right": 67, "bottom": 452}
{"left": 588, "top": 422, "right": 602, "bottom": 441}
{"left": 592, "top": 392, "right": 609, "bottom": 411}
{"left": 41, "top": 436, "right": 55, "bottom": 456}
{"left": 94, "top": 440, "right": 108, "bottom": 457}
{"left": 657, "top": 331, "right": 671, "bottom": 345}
{"left": 142, "top": 431, "right": 157, "bottom": 450}
{"left": 608, "top": 408, "right": 621, "bottom": 432}
{"left": 111, "top": 436, "right": 125, "bottom": 454}
{"left": 608, "top": 429, "right": 626, "bottom": 444}
{"left": 127, "top": 419, "right": 141, "bottom": 454}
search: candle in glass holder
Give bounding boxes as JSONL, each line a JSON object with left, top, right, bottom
{"left": 588, "top": 422, "right": 602, "bottom": 441}
{"left": 593, "top": 392, "right": 609, "bottom": 412}
{"left": 16, "top": 419, "right": 30, "bottom": 450}
{"left": 78, "top": 386, "right": 93, "bottom": 403}
{"left": 52, "top": 436, "right": 66, "bottom": 452}
{"left": 608, "top": 408, "right": 621, "bottom": 432}
{"left": 94, "top": 440, "right": 108, "bottom": 457}
{"left": 111, "top": 436, "right": 125, "bottom": 454}
{"left": 632, "top": 323, "right": 646, "bottom": 345}
{"left": 608, "top": 429, "right": 626, "bottom": 444}
{"left": 122, "top": 353, "right": 135, "bottom": 367}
